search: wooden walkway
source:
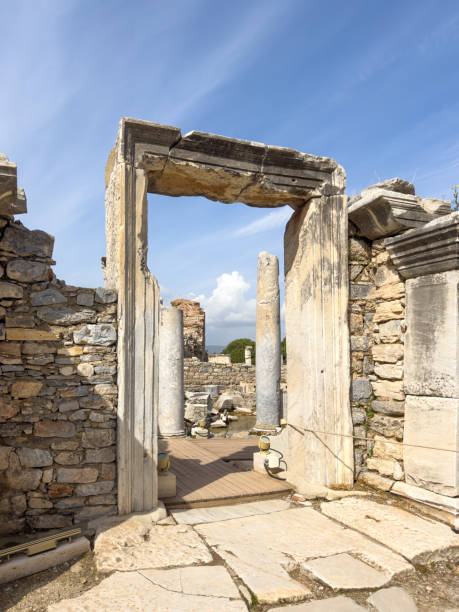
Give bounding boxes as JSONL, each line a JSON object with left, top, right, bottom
{"left": 158, "top": 438, "right": 292, "bottom": 509}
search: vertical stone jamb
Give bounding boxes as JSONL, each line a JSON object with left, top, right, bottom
{"left": 158, "top": 306, "right": 185, "bottom": 437}
{"left": 255, "top": 252, "right": 281, "bottom": 431}
{"left": 284, "top": 195, "right": 353, "bottom": 488}
{"left": 104, "top": 122, "right": 160, "bottom": 514}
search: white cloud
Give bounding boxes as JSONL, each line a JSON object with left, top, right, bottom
{"left": 191, "top": 271, "right": 256, "bottom": 329}
{"left": 233, "top": 207, "right": 292, "bottom": 237}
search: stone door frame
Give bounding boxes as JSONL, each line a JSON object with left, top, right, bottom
{"left": 104, "top": 118, "right": 353, "bottom": 514}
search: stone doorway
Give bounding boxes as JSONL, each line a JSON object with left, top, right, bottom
{"left": 104, "top": 119, "right": 353, "bottom": 514}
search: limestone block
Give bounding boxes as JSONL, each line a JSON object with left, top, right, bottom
{"left": 85, "top": 447, "right": 116, "bottom": 463}
{"left": 368, "top": 282, "right": 405, "bottom": 300}
{"left": 75, "top": 481, "right": 114, "bottom": 496}
{"left": 76, "top": 291, "right": 94, "bottom": 306}
{"left": 11, "top": 380, "right": 42, "bottom": 398}
{"left": 404, "top": 395, "right": 459, "bottom": 496}
{"left": 28, "top": 514, "right": 73, "bottom": 530}
{"left": 0, "top": 398, "right": 20, "bottom": 420}
{"left": 391, "top": 481, "right": 459, "bottom": 529}
{"left": 73, "top": 324, "right": 117, "bottom": 346}
{"left": 17, "top": 447, "right": 52, "bottom": 467}
{"left": 6, "top": 328, "right": 58, "bottom": 341}
{"left": 0, "top": 225, "right": 54, "bottom": 258}
{"left": 372, "top": 343, "right": 404, "bottom": 363}
{"left": 37, "top": 307, "right": 96, "bottom": 325}
{"left": 349, "top": 188, "right": 436, "bottom": 240}
{"left": 270, "top": 597, "right": 366, "bottom": 611}
{"left": 7, "top": 259, "right": 48, "bottom": 282}
{"left": 404, "top": 271, "right": 458, "bottom": 398}
{"left": 31, "top": 288, "right": 67, "bottom": 306}
{"left": 82, "top": 428, "right": 115, "bottom": 448}
{"left": 34, "top": 421, "right": 75, "bottom": 437}
{"left": 0, "top": 156, "right": 27, "bottom": 215}
{"left": 95, "top": 287, "right": 117, "bottom": 303}
{"left": 0, "top": 282, "right": 23, "bottom": 299}
{"left": 374, "top": 363, "right": 403, "bottom": 380}
{"left": 362, "top": 178, "right": 415, "bottom": 196}
{"left": 358, "top": 470, "right": 394, "bottom": 491}
{"left": 303, "top": 552, "right": 388, "bottom": 589}
{"left": 54, "top": 451, "right": 83, "bottom": 465}
{"left": 158, "top": 472, "right": 176, "bottom": 498}
{"left": 56, "top": 468, "right": 98, "bottom": 483}
{"left": 374, "top": 300, "right": 404, "bottom": 323}
{"left": 370, "top": 414, "right": 404, "bottom": 439}
{"left": 0, "top": 445, "right": 12, "bottom": 469}
{"left": 350, "top": 336, "right": 370, "bottom": 351}
{"left": 350, "top": 284, "right": 372, "bottom": 298}
{"left": 377, "top": 319, "right": 403, "bottom": 343}
{"left": 351, "top": 378, "right": 371, "bottom": 401}
{"left": 321, "top": 497, "right": 459, "bottom": 562}
{"left": 371, "top": 379, "right": 405, "bottom": 401}
{"left": 373, "top": 435, "right": 403, "bottom": 460}
{"left": 374, "top": 262, "right": 401, "bottom": 287}
{"left": 367, "top": 457, "right": 399, "bottom": 478}
{"left": 367, "top": 587, "right": 418, "bottom": 612}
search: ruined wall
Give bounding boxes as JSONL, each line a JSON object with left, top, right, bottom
{"left": 171, "top": 299, "right": 206, "bottom": 360}
{"left": 184, "top": 358, "right": 286, "bottom": 392}
{"left": 0, "top": 218, "right": 118, "bottom": 535}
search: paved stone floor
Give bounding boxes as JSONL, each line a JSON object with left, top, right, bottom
{"left": 3, "top": 495, "right": 459, "bottom": 611}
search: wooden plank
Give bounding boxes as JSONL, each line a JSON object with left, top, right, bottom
{"left": 158, "top": 438, "right": 292, "bottom": 509}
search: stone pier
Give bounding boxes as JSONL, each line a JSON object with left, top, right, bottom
{"left": 245, "top": 345, "right": 252, "bottom": 365}
{"left": 158, "top": 306, "right": 185, "bottom": 437}
{"left": 255, "top": 252, "right": 281, "bottom": 431}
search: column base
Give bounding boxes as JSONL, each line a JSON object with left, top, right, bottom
{"left": 158, "top": 430, "right": 186, "bottom": 439}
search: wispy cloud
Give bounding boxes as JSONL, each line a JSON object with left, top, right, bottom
{"left": 233, "top": 207, "right": 292, "bottom": 237}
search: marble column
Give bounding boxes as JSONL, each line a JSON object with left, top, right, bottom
{"left": 158, "top": 306, "right": 185, "bottom": 437}
{"left": 245, "top": 345, "right": 252, "bottom": 365}
{"left": 255, "top": 252, "right": 281, "bottom": 431}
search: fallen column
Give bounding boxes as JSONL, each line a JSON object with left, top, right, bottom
{"left": 255, "top": 251, "right": 281, "bottom": 431}
{"left": 158, "top": 306, "right": 185, "bottom": 437}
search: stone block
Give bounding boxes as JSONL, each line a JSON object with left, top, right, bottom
{"left": 6, "top": 328, "right": 58, "bottom": 341}
{"left": 31, "top": 288, "right": 67, "bottom": 306}
{"left": 27, "top": 514, "right": 73, "bottom": 530}
{"left": 374, "top": 301, "right": 404, "bottom": 323}
{"left": 5, "top": 313, "right": 35, "bottom": 328}
{"left": 350, "top": 336, "right": 370, "bottom": 351}
{"left": 368, "top": 282, "right": 405, "bottom": 300}
{"left": 404, "top": 271, "right": 458, "bottom": 398}
{"left": 367, "top": 587, "right": 418, "bottom": 612}
{"left": 5, "top": 468, "right": 42, "bottom": 491}
{"left": 303, "top": 552, "right": 388, "bottom": 590}
{"left": 34, "top": 421, "right": 75, "bottom": 437}
{"left": 54, "top": 451, "right": 82, "bottom": 465}
{"left": 82, "top": 429, "right": 115, "bottom": 448}
{"left": 350, "top": 284, "right": 372, "bottom": 299}
{"left": 373, "top": 435, "right": 403, "bottom": 460}
{"left": 0, "top": 282, "right": 23, "bottom": 299}
{"left": 56, "top": 467, "right": 98, "bottom": 483}
{"left": 0, "top": 398, "right": 20, "bottom": 421}
{"left": 6, "top": 260, "right": 48, "bottom": 282}
{"left": 158, "top": 472, "right": 176, "bottom": 498}
{"left": 370, "top": 414, "right": 403, "bottom": 439}
{"left": 0, "top": 225, "right": 54, "bottom": 258}
{"left": 37, "top": 306, "right": 96, "bottom": 325}
{"left": 374, "top": 363, "right": 403, "bottom": 380}
{"left": 75, "top": 480, "right": 114, "bottom": 496}
{"left": 0, "top": 445, "right": 12, "bottom": 469}
{"left": 17, "top": 447, "right": 52, "bottom": 467}
{"left": 372, "top": 343, "right": 403, "bottom": 363}
{"left": 77, "top": 291, "right": 94, "bottom": 306}
{"left": 371, "top": 380, "right": 404, "bottom": 401}
{"left": 73, "top": 324, "right": 117, "bottom": 346}
{"left": 351, "top": 378, "right": 372, "bottom": 401}
{"left": 95, "top": 287, "right": 117, "bottom": 303}
{"left": 11, "top": 380, "right": 42, "bottom": 398}
{"left": 377, "top": 319, "right": 402, "bottom": 343}
{"left": 404, "top": 395, "right": 459, "bottom": 496}
{"left": 85, "top": 447, "right": 116, "bottom": 463}
{"left": 48, "top": 484, "right": 73, "bottom": 498}
{"left": 367, "top": 457, "right": 399, "bottom": 478}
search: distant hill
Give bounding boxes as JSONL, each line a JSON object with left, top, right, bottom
{"left": 206, "top": 344, "right": 225, "bottom": 354}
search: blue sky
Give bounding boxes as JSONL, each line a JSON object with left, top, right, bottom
{"left": 1, "top": 0, "right": 458, "bottom": 345}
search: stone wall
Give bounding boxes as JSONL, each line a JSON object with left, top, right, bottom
{"left": 184, "top": 358, "right": 286, "bottom": 393}
{"left": 171, "top": 299, "right": 206, "bottom": 360}
{"left": 0, "top": 216, "right": 118, "bottom": 535}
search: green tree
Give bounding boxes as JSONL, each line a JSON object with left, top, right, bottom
{"left": 451, "top": 185, "right": 459, "bottom": 211}
{"left": 222, "top": 338, "right": 255, "bottom": 363}
{"left": 281, "top": 336, "right": 287, "bottom": 363}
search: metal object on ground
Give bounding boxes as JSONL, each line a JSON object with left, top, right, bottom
{"left": 0, "top": 528, "right": 81, "bottom": 561}
{"left": 258, "top": 435, "right": 271, "bottom": 454}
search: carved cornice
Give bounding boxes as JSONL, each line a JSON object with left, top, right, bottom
{"left": 348, "top": 188, "right": 438, "bottom": 240}
{"left": 386, "top": 212, "right": 459, "bottom": 278}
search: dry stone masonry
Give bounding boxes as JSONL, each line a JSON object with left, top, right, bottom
{"left": 0, "top": 157, "right": 118, "bottom": 534}
{"left": 171, "top": 299, "right": 206, "bottom": 360}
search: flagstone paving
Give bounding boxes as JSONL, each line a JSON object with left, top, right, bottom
{"left": 41, "top": 496, "right": 459, "bottom": 611}
{"left": 321, "top": 497, "right": 459, "bottom": 562}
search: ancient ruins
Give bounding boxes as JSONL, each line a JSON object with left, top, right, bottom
{"left": 0, "top": 120, "right": 458, "bottom": 609}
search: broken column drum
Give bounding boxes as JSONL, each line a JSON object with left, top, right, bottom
{"left": 245, "top": 345, "right": 252, "bottom": 365}
{"left": 158, "top": 306, "right": 185, "bottom": 437}
{"left": 255, "top": 252, "right": 281, "bottom": 431}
